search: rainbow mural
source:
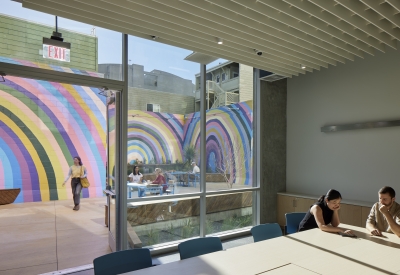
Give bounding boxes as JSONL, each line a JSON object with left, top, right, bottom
{"left": 0, "top": 54, "right": 253, "bottom": 202}
{"left": 184, "top": 102, "right": 253, "bottom": 185}
{"left": 127, "top": 101, "right": 253, "bottom": 185}
{"left": 128, "top": 111, "right": 185, "bottom": 165}
{"left": 0, "top": 57, "right": 106, "bottom": 203}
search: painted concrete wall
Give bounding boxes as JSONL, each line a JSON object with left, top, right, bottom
{"left": 125, "top": 101, "right": 253, "bottom": 186}
{"left": 0, "top": 14, "right": 98, "bottom": 71}
{"left": 0, "top": 58, "right": 106, "bottom": 203}
{"left": 259, "top": 79, "right": 287, "bottom": 223}
{"left": 287, "top": 44, "right": 400, "bottom": 203}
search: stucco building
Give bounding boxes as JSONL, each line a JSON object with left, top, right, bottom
{"left": 99, "top": 63, "right": 196, "bottom": 114}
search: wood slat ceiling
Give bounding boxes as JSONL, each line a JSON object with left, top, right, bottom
{"left": 21, "top": 0, "right": 400, "bottom": 78}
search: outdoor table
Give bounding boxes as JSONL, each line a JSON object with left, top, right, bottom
{"left": 127, "top": 182, "right": 163, "bottom": 198}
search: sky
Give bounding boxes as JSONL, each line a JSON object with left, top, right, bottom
{"left": 1, "top": 0, "right": 226, "bottom": 84}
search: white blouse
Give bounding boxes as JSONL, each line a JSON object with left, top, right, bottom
{"left": 129, "top": 173, "right": 143, "bottom": 183}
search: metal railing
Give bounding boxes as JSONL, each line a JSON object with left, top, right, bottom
{"left": 195, "top": 80, "right": 240, "bottom": 109}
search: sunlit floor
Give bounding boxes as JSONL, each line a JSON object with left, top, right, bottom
{"left": 0, "top": 197, "right": 110, "bottom": 275}
{"left": 0, "top": 183, "right": 250, "bottom": 275}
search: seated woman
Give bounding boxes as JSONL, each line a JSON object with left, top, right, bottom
{"left": 128, "top": 165, "right": 143, "bottom": 183}
{"left": 298, "top": 189, "right": 354, "bottom": 235}
{"left": 152, "top": 168, "right": 167, "bottom": 192}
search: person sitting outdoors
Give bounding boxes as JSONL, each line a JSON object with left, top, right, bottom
{"left": 366, "top": 186, "right": 400, "bottom": 237}
{"left": 152, "top": 168, "right": 167, "bottom": 192}
{"left": 191, "top": 161, "right": 200, "bottom": 174}
{"left": 128, "top": 165, "right": 143, "bottom": 183}
{"left": 188, "top": 161, "right": 200, "bottom": 184}
{"left": 298, "top": 189, "right": 354, "bottom": 235}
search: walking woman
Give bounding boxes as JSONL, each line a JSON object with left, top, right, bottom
{"left": 62, "top": 156, "right": 87, "bottom": 211}
{"left": 298, "top": 189, "right": 354, "bottom": 236}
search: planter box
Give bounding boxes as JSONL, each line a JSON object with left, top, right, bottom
{"left": 0, "top": 188, "right": 21, "bottom": 205}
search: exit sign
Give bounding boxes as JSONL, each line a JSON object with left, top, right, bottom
{"left": 43, "top": 44, "right": 70, "bottom": 62}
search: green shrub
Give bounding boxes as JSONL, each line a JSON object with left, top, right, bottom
{"left": 145, "top": 228, "right": 159, "bottom": 246}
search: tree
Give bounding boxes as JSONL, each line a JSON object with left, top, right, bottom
{"left": 184, "top": 145, "right": 197, "bottom": 167}
{"left": 216, "top": 138, "right": 248, "bottom": 188}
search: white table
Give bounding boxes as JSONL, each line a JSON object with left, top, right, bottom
{"left": 127, "top": 182, "right": 163, "bottom": 197}
{"left": 123, "top": 224, "right": 400, "bottom": 275}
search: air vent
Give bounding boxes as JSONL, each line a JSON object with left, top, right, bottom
{"left": 260, "top": 74, "right": 287, "bottom": 82}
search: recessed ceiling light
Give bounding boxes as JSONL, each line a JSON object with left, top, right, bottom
{"left": 217, "top": 37, "right": 223, "bottom": 45}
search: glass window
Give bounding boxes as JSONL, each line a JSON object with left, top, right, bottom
{"left": 233, "top": 72, "right": 239, "bottom": 78}
{"left": 206, "top": 192, "right": 253, "bottom": 235}
{"left": 127, "top": 34, "right": 203, "bottom": 248}
{"left": 206, "top": 63, "right": 253, "bottom": 191}
{"left": 221, "top": 73, "right": 226, "bottom": 82}
{"left": 127, "top": 34, "right": 200, "bottom": 203}
{"left": 146, "top": 103, "right": 160, "bottom": 112}
{"left": 127, "top": 197, "right": 200, "bottom": 248}
{"left": 216, "top": 74, "right": 220, "bottom": 83}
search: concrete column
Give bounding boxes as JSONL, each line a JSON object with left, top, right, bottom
{"left": 259, "top": 79, "right": 287, "bottom": 223}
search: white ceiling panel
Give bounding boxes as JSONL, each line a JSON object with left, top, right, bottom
{"left": 20, "top": 0, "right": 400, "bottom": 78}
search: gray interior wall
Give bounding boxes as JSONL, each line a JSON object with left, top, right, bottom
{"left": 287, "top": 44, "right": 400, "bottom": 203}
{"left": 260, "top": 79, "right": 287, "bottom": 223}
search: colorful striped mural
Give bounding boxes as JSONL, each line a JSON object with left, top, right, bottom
{"left": 128, "top": 111, "right": 185, "bottom": 165}
{"left": 184, "top": 102, "right": 253, "bottom": 185}
{"left": 0, "top": 57, "right": 106, "bottom": 203}
{"left": 127, "top": 101, "right": 253, "bottom": 185}
{"left": 0, "top": 55, "right": 253, "bottom": 203}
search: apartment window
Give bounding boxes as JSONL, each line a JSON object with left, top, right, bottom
{"left": 233, "top": 72, "right": 239, "bottom": 78}
{"left": 221, "top": 73, "right": 226, "bottom": 82}
{"left": 147, "top": 103, "right": 160, "bottom": 112}
{"left": 216, "top": 74, "right": 220, "bottom": 83}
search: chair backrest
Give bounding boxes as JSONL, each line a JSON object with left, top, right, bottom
{"left": 251, "top": 223, "right": 282, "bottom": 242}
{"left": 93, "top": 248, "right": 152, "bottom": 275}
{"left": 285, "top": 212, "right": 306, "bottom": 234}
{"left": 178, "top": 237, "right": 223, "bottom": 260}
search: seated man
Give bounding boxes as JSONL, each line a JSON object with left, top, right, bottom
{"left": 366, "top": 186, "right": 400, "bottom": 237}
{"left": 188, "top": 162, "right": 200, "bottom": 184}
{"left": 191, "top": 162, "right": 200, "bottom": 174}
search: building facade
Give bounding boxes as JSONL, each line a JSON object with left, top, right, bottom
{"left": 0, "top": 13, "right": 98, "bottom": 71}
{"left": 99, "top": 63, "right": 196, "bottom": 114}
{"left": 194, "top": 61, "right": 253, "bottom": 111}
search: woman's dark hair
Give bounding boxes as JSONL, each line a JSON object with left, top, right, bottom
{"left": 133, "top": 165, "right": 141, "bottom": 176}
{"left": 74, "top": 156, "right": 82, "bottom": 166}
{"left": 318, "top": 189, "right": 342, "bottom": 203}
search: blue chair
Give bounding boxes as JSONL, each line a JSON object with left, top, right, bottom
{"left": 178, "top": 237, "right": 223, "bottom": 260}
{"left": 162, "top": 183, "right": 175, "bottom": 195}
{"left": 189, "top": 173, "right": 200, "bottom": 187}
{"left": 251, "top": 223, "right": 282, "bottom": 242}
{"left": 93, "top": 248, "right": 152, "bottom": 275}
{"left": 285, "top": 212, "right": 306, "bottom": 234}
